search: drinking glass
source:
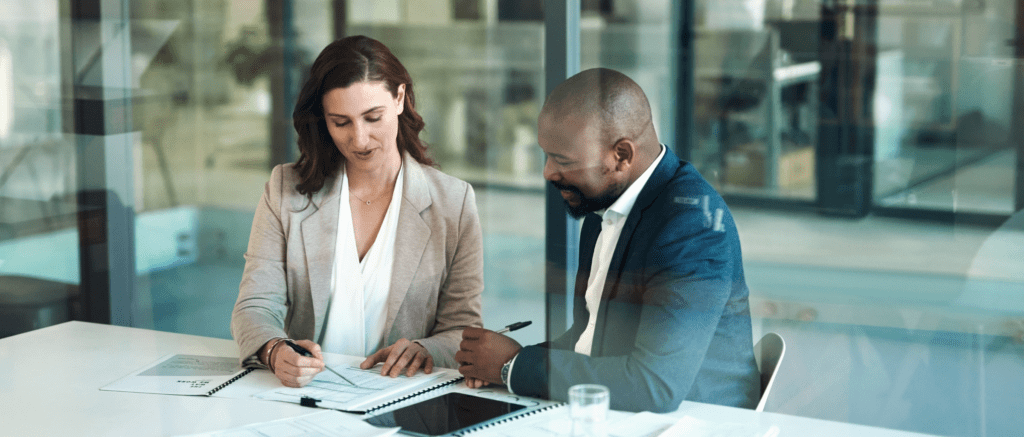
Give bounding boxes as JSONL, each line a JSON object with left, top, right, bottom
{"left": 568, "top": 384, "right": 609, "bottom": 437}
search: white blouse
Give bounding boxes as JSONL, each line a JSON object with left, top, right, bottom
{"left": 321, "top": 164, "right": 404, "bottom": 356}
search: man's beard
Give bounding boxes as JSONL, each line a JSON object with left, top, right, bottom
{"left": 550, "top": 181, "right": 621, "bottom": 219}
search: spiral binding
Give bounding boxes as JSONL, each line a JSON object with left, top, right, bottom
{"left": 456, "top": 402, "right": 566, "bottom": 436}
{"left": 205, "top": 367, "right": 255, "bottom": 396}
{"left": 364, "top": 376, "right": 466, "bottom": 414}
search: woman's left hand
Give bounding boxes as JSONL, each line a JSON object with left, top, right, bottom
{"left": 360, "top": 338, "right": 434, "bottom": 377}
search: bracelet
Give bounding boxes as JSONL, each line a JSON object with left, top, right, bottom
{"left": 265, "top": 337, "right": 291, "bottom": 373}
{"left": 262, "top": 337, "right": 283, "bottom": 364}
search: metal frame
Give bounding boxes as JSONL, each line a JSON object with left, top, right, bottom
{"left": 268, "top": 0, "right": 299, "bottom": 167}
{"left": 543, "top": 0, "right": 581, "bottom": 342}
{"left": 61, "top": 0, "right": 138, "bottom": 326}
{"left": 1014, "top": 0, "right": 1024, "bottom": 212}
{"left": 673, "top": 0, "right": 694, "bottom": 161}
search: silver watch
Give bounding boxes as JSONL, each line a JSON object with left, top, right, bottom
{"left": 500, "top": 357, "right": 513, "bottom": 386}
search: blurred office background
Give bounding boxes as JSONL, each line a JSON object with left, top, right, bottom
{"left": 0, "top": 0, "right": 1021, "bottom": 435}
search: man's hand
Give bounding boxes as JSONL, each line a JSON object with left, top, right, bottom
{"left": 361, "top": 338, "right": 434, "bottom": 377}
{"left": 465, "top": 376, "right": 491, "bottom": 389}
{"left": 269, "top": 339, "right": 324, "bottom": 387}
{"left": 455, "top": 327, "right": 522, "bottom": 386}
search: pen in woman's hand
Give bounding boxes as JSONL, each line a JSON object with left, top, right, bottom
{"left": 284, "top": 340, "right": 360, "bottom": 387}
{"left": 494, "top": 321, "right": 532, "bottom": 335}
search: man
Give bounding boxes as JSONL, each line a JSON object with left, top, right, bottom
{"left": 456, "top": 68, "right": 759, "bottom": 413}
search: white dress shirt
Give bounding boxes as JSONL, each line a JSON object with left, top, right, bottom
{"left": 574, "top": 145, "right": 666, "bottom": 355}
{"left": 321, "top": 164, "right": 404, "bottom": 356}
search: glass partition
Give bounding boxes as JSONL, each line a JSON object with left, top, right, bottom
{"left": 690, "top": 0, "right": 821, "bottom": 201}
{"left": 0, "top": 2, "right": 80, "bottom": 337}
{"left": 113, "top": 1, "right": 552, "bottom": 344}
{"left": 2, "top": 1, "right": 1022, "bottom": 436}
{"left": 873, "top": 1, "right": 1019, "bottom": 215}
{"left": 689, "top": 0, "right": 1024, "bottom": 435}
{"left": 345, "top": 2, "right": 548, "bottom": 347}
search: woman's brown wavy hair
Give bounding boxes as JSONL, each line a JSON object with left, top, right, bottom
{"left": 292, "top": 35, "right": 434, "bottom": 197}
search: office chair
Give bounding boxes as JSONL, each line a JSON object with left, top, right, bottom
{"left": 754, "top": 332, "right": 786, "bottom": 412}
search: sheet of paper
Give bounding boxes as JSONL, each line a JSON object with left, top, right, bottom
{"left": 101, "top": 354, "right": 249, "bottom": 396}
{"left": 263, "top": 364, "right": 442, "bottom": 403}
{"left": 254, "top": 354, "right": 460, "bottom": 411}
{"left": 139, "top": 355, "right": 240, "bottom": 376}
{"left": 608, "top": 411, "right": 678, "bottom": 437}
{"left": 655, "top": 415, "right": 781, "bottom": 437}
{"left": 177, "top": 410, "right": 400, "bottom": 437}
{"left": 209, "top": 368, "right": 282, "bottom": 399}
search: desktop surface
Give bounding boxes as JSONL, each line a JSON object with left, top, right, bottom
{"left": 0, "top": 321, "right": 938, "bottom": 437}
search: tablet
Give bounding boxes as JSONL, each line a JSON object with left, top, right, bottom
{"left": 364, "top": 392, "right": 529, "bottom": 437}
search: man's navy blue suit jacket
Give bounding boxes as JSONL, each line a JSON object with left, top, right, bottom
{"left": 509, "top": 147, "right": 760, "bottom": 412}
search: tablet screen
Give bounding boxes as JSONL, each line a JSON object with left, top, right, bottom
{"left": 364, "top": 392, "right": 528, "bottom": 436}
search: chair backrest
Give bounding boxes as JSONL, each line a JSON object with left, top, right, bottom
{"left": 753, "top": 332, "right": 786, "bottom": 412}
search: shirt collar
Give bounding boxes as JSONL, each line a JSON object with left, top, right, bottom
{"left": 595, "top": 144, "right": 666, "bottom": 221}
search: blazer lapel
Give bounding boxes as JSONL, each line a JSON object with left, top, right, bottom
{"left": 593, "top": 146, "right": 681, "bottom": 355}
{"left": 302, "top": 170, "right": 343, "bottom": 342}
{"left": 384, "top": 154, "right": 432, "bottom": 340}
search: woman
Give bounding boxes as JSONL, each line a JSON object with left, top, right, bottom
{"left": 231, "top": 35, "right": 483, "bottom": 387}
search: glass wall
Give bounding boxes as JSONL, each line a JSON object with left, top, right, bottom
{"left": 873, "top": 1, "right": 1019, "bottom": 214}
{"left": 688, "top": 0, "right": 1024, "bottom": 435}
{"left": 0, "top": 0, "right": 550, "bottom": 345}
{"left": 342, "top": 0, "right": 549, "bottom": 347}
{"left": 1, "top": 1, "right": 1022, "bottom": 436}
{"left": 126, "top": 0, "right": 340, "bottom": 337}
{"left": 0, "top": 2, "right": 79, "bottom": 336}
{"left": 690, "top": 0, "right": 821, "bottom": 200}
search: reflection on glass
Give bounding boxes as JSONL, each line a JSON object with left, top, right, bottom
{"left": 347, "top": 3, "right": 548, "bottom": 346}
{"left": 0, "top": 39, "right": 11, "bottom": 140}
{"left": 873, "top": 3, "right": 1018, "bottom": 214}
{"left": 0, "top": 2, "right": 80, "bottom": 338}
{"left": 695, "top": 1, "right": 1024, "bottom": 435}
{"left": 1, "top": 1, "right": 1022, "bottom": 436}
{"left": 692, "top": 2, "right": 819, "bottom": 200}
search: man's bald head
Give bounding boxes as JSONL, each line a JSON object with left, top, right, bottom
{"left": 540, "top": 68, "right": 659, "bottom": 157}
{"left": 538, "top": 69, "right": 663, "bottom": 218}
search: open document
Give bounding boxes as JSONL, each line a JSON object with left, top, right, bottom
{"left": 101, "top": 354, "right": 253, "bottom": 396}
{"left": 254, "top": 353, "right": 463, "bottom": 413}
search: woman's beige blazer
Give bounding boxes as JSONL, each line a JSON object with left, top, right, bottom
{"left": 231, "top": 152, "right": 484, "bottom": 368}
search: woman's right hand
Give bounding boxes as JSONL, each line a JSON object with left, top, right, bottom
{"left": 266, "top": 339, "right": 325, "bottom": 387}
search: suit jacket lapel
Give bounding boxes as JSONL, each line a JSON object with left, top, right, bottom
{"left": 302, "top": 169, "right": 342, "bottom": 342}
{"left": 592, "top": 147, "right": 681, "bottom": 355}
{"left": 384, "top": 154, "right": 432, "bottom": 341}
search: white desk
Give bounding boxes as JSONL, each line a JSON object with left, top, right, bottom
{"left": 0, "top": 321, "right": 310, "bottom": 436}
{"left": 0, "top": 322, "right": 935, "bottom": 436}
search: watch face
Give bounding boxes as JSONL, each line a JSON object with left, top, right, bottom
{"left": 501, "top": 360, "right": 511, "bottom": 385}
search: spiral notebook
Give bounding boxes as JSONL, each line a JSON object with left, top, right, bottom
{"left": 252, "top": 353, "right": 465, "bottom": 414}
{"left": 457, "top": 401, "right": 565, "bottom": 436}
{"left": 101, "top": 354, "right": 255, "bottom": 396}
{"left": 363, "top": 389, "right": 565, "bottom": 437}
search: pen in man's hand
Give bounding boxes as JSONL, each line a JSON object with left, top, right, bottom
{"left": 495, "top": 321, "right": 532, "bottom": 334}
{"left": 284, "top": 340, "right": 359, "bottom": 388}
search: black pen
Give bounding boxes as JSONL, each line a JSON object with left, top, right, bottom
{"left": 495, "top": 321, "right": 532, "bottom": 334}
{"left": 284, "top": 340, "right": 360, "bottom": 388}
